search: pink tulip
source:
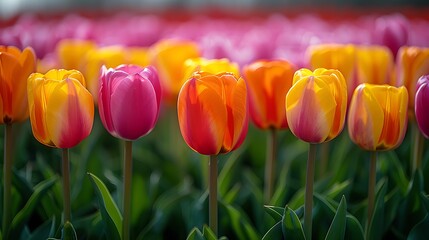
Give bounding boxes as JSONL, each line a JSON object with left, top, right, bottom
{"left": 98, "top": 64, "right": 161, "bottom": 140}
{"left": 415, "top": 75, "right": 429, "bottom": 138}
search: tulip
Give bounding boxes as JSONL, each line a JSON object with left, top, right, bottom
{"left": 307, "top": 44, "right": 356, "bottom": 102}
{"left": 285, "top": 68, "right": 347, "bottom": 240}
{"left": 373, "top": 14, "right": 409, "bottom": 57}
{"left": 1, "top": 45, "right": 36, "bottom": 239}
{"left": 150, "top": 39, "right": 200, "bottom": 104}
{"left": 56, "top": 39, "right": 96, "bottom": 71}
{"left": 243, "top": 60, "right": 296, "bottom": 129}
{"left": 348, "top": 84, "right": 408, "bottom": 151}
{"left": 27, "top": 69, "right": 94, "bottom": 226}
{"left": 415, "top": 75, "right": 429, "bottom": 138}
{"left": 98, "top": 64, "right": 161, "bottom": 140}
{"left": 396, "top": 46, "right": 429, "bottom": 114}
{"left": 243, "top": 59, "right": 296, "bottom": 203}
{"left": 355, "top": 45, "right": 395, "bottom": 86}
{"left": 177, "top": 71, "right": 248, "bottom": 235}
{"left": 98, "top": 64, "right": 161, "bottom": 240}
{"left": 178, "top": 71, "right": 247, "bottom": 155}
{"left": 1, "top": 45, "right": 37, "bottom": 124}
{"left": 347, "top": 83, "right": 407, "bottom": 237}
{"left": 286, "top": 68, "right": 347, "bottom": 144}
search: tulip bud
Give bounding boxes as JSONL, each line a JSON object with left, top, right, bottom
{"left": 98, "top": 64, "right": 161, "bottom": 141}
{"left": 178, "top": 72, "right": 248, "bottom": 155}
{"left": 348, "top": 83, "right": 408, "bottom": 151}
{"left": 285, "top": 68, "right": 347, "bottom": 143}
{"left": 415, "top": 75, "right": 429, "bottom": 138}
{"left": 27, "top": 69, "right": 94, "bottom": 148}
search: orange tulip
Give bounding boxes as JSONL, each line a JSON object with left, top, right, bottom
{"left": 285, "top": 68, "right": 347, "bottom": 143}
{"left": 355, "top": 45, "right": 395, "bottom": 85}
{"left": 307, "top": 44, "right": 356, "bottom": 101}
{"left": 56, "top": 39, "right": 96, "bottom": 70}
{"left": 0, "top": 46, "right": 36, "bottom": 124}
{"left": 150, "top": 39, "right": 200, "bottom": 104}
{"left": 27, "top": 69, "right": 94, "bottom": 148}
{"left": 396, "top": 46, "right": 429, "bottom": 113}
{"left": 177, "top": 72, "right": 248, "bottom": 155}
{"left": 348, "top": 84, "right": 408, "bottom": 151}
{"left": 243, "top": 60, "right": 296, "bottom": 129}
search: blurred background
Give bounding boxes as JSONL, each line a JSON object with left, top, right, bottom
{"left": 1, "top": 0, "right": 429, "bottom": 19}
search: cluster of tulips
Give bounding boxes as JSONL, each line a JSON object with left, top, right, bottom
{"left": 1, "top": 12, "right": 429, "bottom": 240}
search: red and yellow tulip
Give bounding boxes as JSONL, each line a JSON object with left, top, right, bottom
{"left": 348, "top": 83, "right": 408, "bottom": 151}
{"left": 0, "top": 46, "right": 36, "bottom": 124}
{"left": 27, "top": 69, "right": 94, "bottom": 148}
{"left": 150, "top": 39, "right": 200, "bottom": 104}
{"left": 285, "top": 68, "right": 347, "bottom": 143}
{"left": 177, "top": 72, "right": 248, "bottom": 155}
{"left": 243, "top": 60, "right": 296, "bottom": 129}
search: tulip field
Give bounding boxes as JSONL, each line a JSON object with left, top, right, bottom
{"left": 1, "top": 9, "right": 429, "bottom": 240}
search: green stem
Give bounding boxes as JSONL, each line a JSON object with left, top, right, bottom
{"left": 62, "top": 148, "right": 71, "bottom": 223}
{"left": 366, "top": 151, "right": 377, "bottom": 239}
{"left": 209, "top": 155, "right": 218, "bottom": 236}
{"left": 123, "top": 141, "right": 133, "bottom": 240}
{"left": 2, "top": 124, "right": 13, "bottom": 239}
{"left": 412, "top": 123, "right": 424, "bottom": 173}
{"left": 304, "top": 143, "right": 316, "bottom": 240}
{"left": 318, "top": 142, "right": 329, "bottom": 178}
{"left": 264, "top": 128, "right": 277, "bottom": 204}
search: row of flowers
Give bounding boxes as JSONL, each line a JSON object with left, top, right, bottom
{"left": 1, "top": 12, "right": 429, "bottom": 239}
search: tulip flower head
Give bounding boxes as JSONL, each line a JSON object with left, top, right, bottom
{"left": 285, "top": 68, "right": 347, "bottom": 143}
{"left": 355, "top": 45, "right": 394, "bottom": 86}
{"left": 243, "top": 60, "right": 296, "bottom": 129}
{"left": 99, "top": 64, "right": 161, "bottom": 141}
{"left": 307, "top": 44, "right": 356, "bottom": 101}
{"left": 56, "top": 39, "right": 96, "bottom": 71}
{"left": 415, "top": 75, "right": 429, "bottom": 138}
{"left": 27, "top": 69, "right": 94, "bottom": 148}
{"left": 182, "top": 57, "right": 240, "bottom": 82}
{"left": 348, "top": 83, "right": 408, "bottom": 151}
{"left": 1, "top": 45, "right": 36, "bottom": 124}
{"left": 178, "top": 71, "right": 248, "bottom": 155}
{"left": 396, "top": 46, "right": 429, "bottom": 114}
{"left": 150, "top": 39, "right": 200, "bottom": 104}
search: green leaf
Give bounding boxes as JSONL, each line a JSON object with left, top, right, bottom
{"left": 262, "top": 221, "right": 282, "bottom": 240}
{"left": 408, "top": 213, "right": 429, "bottom": 240}
{"left": 264, "top": 205, "right": 284, "bottom": 222}
{"left": 224, "top": 204, "right": 260, "bottom": 240}
{"left": 28, "top": 216, "right": 57, "bottom": 240}
{"left": 10, "top": 177, "right": 57, "bottom": 237}
{"left": 325, "top": 196, "right": 347, "bottom": 240}
{"left": 88, "top": 172, "right": 122, "bottom": 240}
{"left": 282, "top": 206, "right": 306, "bottom": 240}
{"left": 186, "top": 227, "right": 204, "bottom": 240}
{"left": 367, "top": 179, "right": 387, "bottom": 240}
{"left": 61, "top": 221, "right": 77, "bottom": 240}
{"left": 344, "top": 215, "right": 365, "bottom": 240}
{"left": 202, "top": 225, "right": 217, "bottom": 240}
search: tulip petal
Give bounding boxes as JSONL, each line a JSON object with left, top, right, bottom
{"left": 109, "top": 74, "right": 158, "bottom": 140}
{"left": 286, "top": 76, "right": 336, "bottom": 143}
{"left": 178, "top": 77, "right": 227, "bottom": 155}
{"left": 45, "top": 78, "right": 94, "bottom": 148}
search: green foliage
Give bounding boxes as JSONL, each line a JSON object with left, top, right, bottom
{"left": 1, "top": 115, "right": 429, "bottom": 239}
